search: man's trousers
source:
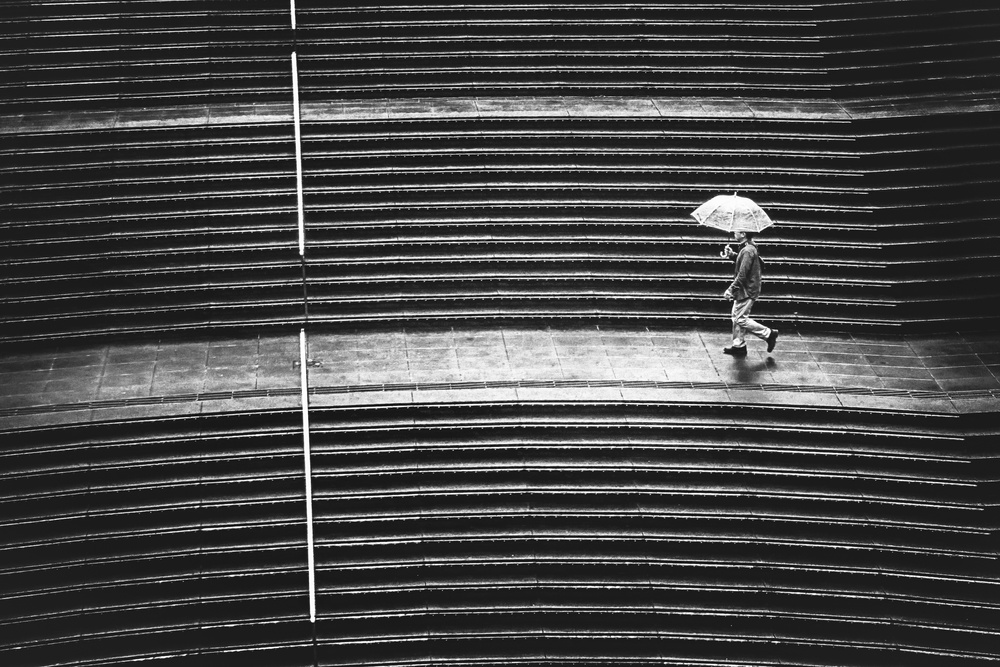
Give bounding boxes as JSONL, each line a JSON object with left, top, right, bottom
{"left": 731, "top": 297, "right": 771, "bottom": 347}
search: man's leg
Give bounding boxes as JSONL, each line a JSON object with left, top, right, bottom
{"left": 739, "top": 308, "right": 770, "bottom": 342}
{"left": 725, "top": 299, "right": 751, "bottom": 355}
{"left": 731, "top": 299, "right": 748, "bottom": 347}
{"left": 734, "top": 298, "right": 779, "bottom": 352}
{"left": 733, "top": 299, "right": 778, "bottom": 354}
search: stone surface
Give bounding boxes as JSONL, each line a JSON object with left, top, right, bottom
{"left": 2, "top": 326, "right": 998, "bottom": 429}
{"left": 6, "top": 96, "right": 999, "bottom": 136}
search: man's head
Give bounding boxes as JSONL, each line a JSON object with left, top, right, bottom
{"left": 733, "top": 231, "right": 756, "bottom": 243}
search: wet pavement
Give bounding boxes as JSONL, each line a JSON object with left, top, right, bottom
{"left": 11, "top": 95, "right": 997, "bottom": 136}
{"left": 2, "top": 325, "right": 998, "bottom": 430}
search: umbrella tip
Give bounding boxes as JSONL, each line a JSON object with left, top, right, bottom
{"left": 733, "top": 191, "right": 739, "bottom": 196}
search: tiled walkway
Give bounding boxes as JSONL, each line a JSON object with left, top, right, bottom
{"left": 309, "top": 326, "right": 999, "bottom": 391}
{"left": 2, "top": 326, "right": 998, "bottom": 429}
{"left": 7, "top": 95, "right": 1000, "bottom": 137}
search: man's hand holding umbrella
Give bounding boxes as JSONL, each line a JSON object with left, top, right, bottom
{"left": 719, "top": 244, "right": 737, "bottom": 259}
{"left": 719, "top": 242, "right": 737, "bottom": 299}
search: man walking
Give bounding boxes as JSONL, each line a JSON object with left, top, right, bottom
{"left": 720, "top": 230, "right": 778, "bottom": 356}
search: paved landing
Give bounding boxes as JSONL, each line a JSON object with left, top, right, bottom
{"left": 6, "top": 96, "right": 1000, "bottom": 136}
{"left": 1, "top": 326, "right": 998, "bottom": 429}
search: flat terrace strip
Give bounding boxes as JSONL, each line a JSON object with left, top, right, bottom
{"left": 0, "top": 96, "right": 855, "bottom": 135}
{"left": 1, "top": 327, "right": 998, "bottom": 431}
{"left": 6, "top": 95, "right": 998, "bottom": 135}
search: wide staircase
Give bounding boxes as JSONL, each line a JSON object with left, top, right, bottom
{"left": 2, "top": 2, "right": 998, "bottom": 342}
{"left": 857, "top": 107, "right": 1000, "bottom": 329}
{"left": 310, "top": 402, "right": 1000, "bottom": 666}
{"left": 0, "top": 0, "right": 303, "bottom": 344}
{"left": 0, "top": 410, "right": 314, "bottom": 665}
{"left": 300, "top": 99, "right": 885, "bottom": 329}
{"left": 294, "top": 2, "right": 828, "bottom": 99}
{"left": 0, "top": 116, "right": 303, "bottom": 343}
{"left": 2, "top": 402, "right": 997, "bottom": 665}
{"left": 822, "top": 0, "right": 1000, "bottom": 103}
{"left": 0, "top": 0, "right": 292, "bottom": 113}
{"left": 2, "top": 2, "right": 1000, "bottom": 666}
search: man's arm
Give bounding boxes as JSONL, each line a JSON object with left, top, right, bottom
{"left": 727, "top": 248, "right": 753, "bottom": 296}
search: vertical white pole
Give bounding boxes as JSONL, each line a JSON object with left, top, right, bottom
{"left": 291, "top": 0, "right": 315, "bottom": 628}
{"left": 292, "top": 52, "right": 305, "bottom": 257}
{"left": 299, "top": 328, "right": 317, "bottom": 623}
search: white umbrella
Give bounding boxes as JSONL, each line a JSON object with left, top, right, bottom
{"left": 690, "top": 192, "right": 774, "bottom": 233}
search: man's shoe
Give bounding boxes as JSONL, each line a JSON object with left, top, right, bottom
{"left": 766, "top": 329, "right": 779, "bottom": 353}
{"left": 723, "top": 345, "right": 748, "bottom": 357}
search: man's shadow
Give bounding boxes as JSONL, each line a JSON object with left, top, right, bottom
{"left": 727, "top": 356, "right": 777, "bottom": 383}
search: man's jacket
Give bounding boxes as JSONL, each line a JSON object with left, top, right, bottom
{"left": 729, "top": 241, "right": 762, "bottom": 301}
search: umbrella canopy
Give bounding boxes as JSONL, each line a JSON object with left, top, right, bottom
{"left": 690, "top": 193, "right": 774, "bottom": 233}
